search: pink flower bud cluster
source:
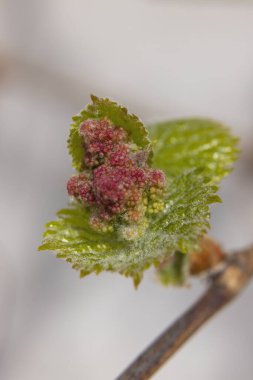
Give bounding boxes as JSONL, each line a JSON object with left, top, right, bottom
{"left": 79, "top": 119, "right": 127, "bottom": 167}
{"left": 67, "top": 118, "right": 166, "bottom": 235}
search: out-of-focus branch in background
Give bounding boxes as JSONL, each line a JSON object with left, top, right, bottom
{"left": 116, "top": 245, "right": 253, "bottom": 380}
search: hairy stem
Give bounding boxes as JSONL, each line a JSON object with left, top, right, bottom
{"left": 116, "top": 246, "right": 253, "bottom": 380}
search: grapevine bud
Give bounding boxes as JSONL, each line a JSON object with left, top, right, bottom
{"left": 67, "top": 118, "right": 167, "bottom": 238}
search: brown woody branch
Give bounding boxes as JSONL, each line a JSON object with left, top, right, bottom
{"left": 116, "top": 245, "right": 253, "bottom": 380}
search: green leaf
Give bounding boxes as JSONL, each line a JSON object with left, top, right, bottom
{"left": 149, "top": 118, "right": 239, "bottom": 285}
{"left": 149, "top": 118, "right": 239, "bottom": 183}
{"left": 158, "top": 251, "right": 189, "bottom": 286}
{"left": 39, "top": 170, "right": 220, "bottom": 286}
{"left": 68, "top": 95, "right": 152, "bottom": 172}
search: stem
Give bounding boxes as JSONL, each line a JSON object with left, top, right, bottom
{"left": 116, "top": 246, "right": 253, "bottom": 380}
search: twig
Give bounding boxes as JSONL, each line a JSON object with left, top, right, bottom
{"left": 116, "top": 246, "right": 253, "bottom": 380}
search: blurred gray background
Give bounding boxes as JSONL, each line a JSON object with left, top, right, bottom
{"left": 0, "top": 1, "right": 253, "bottom": 379}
